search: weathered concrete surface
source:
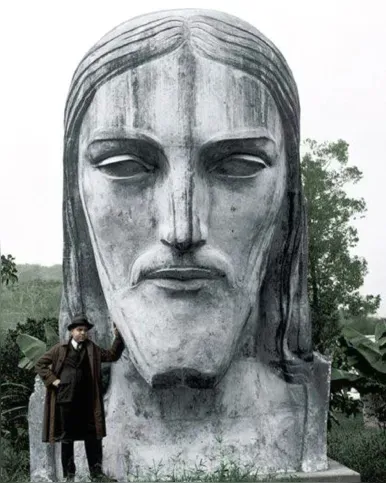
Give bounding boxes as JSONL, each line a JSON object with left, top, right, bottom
{"left": 101, "top": 354, "right": 330, "bottom": 480}
{"left": 269, "top": 459, "right": 361, "bottom": 482}
{"left": 29, "top": 354, "right": 330, "bottom": 481}
{"left": 29, "top": 9, "right": 337, "bottom": 481}
{"left": 29, "top": 377, "right": 90, "bottom": 482}
{"left": 29, "top": 377, "right": 56, "bottom": 482}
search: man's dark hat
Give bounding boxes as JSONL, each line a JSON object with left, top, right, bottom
{"left": 67, "top": 314, "right": 94, "bottom": 331}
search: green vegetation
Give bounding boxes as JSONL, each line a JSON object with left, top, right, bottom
{"left": 331, "top": 322, "right": 386, "bottom": 428}
{"left": 17, "top": 263, "right": 62, "bottom": 283}
{"left": 1, "top": 437, "right": 30, "bottom": 483}
{"left": 328, "top": 413, "right": 386, "bottom": 483}
{"left": 0, "top": 263, "right": 62, "bottom": 333}
{"left": 0, "top": 317, "right": 58, "bottom": 482}
{"left": 1, "top": 254, "right": 18, "bottom": 286}
{"left": 301, "top": 139, "right": 380, "bottom": 353}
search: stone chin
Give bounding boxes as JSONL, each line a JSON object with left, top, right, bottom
{"left": 107, "top": 284, "right": 252, "bottom": 389}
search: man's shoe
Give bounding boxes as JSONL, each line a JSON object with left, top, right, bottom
{"left": 63, "top": 476, "right": 75, "bottom": 482}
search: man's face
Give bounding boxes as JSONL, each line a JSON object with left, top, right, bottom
{"left": 71, "top": 325, "right": 89, "bottom": 343}
{"left": 78, "top": 47, "right": 286, "bottom": 388}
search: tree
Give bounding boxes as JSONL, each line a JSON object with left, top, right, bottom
{"left": 1, "top": 254, "right": 18, "bottom": 286}
{"left": 301, "top": 139, "right": 380, "bottom": 352}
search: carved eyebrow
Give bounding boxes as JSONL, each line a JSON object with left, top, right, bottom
{"left": 200, "top": 136, "right": 279, "bottom": 166}
{"left": 86, "top": 133, "right": 165, "bottom": 163}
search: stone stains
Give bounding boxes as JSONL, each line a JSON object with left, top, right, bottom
{"left": 177, "top": 44, "right": 197, "bottom": 147}
{"left": 130, "top": 70, "right": 140, "bottom": 129}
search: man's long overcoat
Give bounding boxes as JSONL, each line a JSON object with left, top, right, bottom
{"left": 35, "top": 336, "right": 124, "bottom": 443}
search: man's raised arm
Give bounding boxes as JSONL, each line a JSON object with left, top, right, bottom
{"left": 100, "top": 325, "right": 124, "bottom": 363}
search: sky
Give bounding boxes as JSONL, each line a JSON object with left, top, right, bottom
{"left": 1, "top": 0, "right": 385, "bottom": 315}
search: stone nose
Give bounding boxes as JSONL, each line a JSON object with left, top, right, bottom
{"left": 161, "top": 236, "right": 206, "bottom": 253}
{"left": 159, "top": 171, "right": 208, "bottom": 253}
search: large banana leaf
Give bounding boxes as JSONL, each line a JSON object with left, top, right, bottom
{"left": 375, "top": 320, "right": 386, "bottom": 355}
{"left": 45, "top": 322, "right": 59, "bottom": 348}
{"left": 330, "top": 367, "right": 361, "bottom": 391}
{"left": 16, "top": 322, "right": 59, "bottom": 371}
{"left": 342, "top": 326, "right": 375, "bottom": 346}
{"left": 331, "top": 367, "right": 359, "bottom": 381}
{"left": 18, "top": 356, "right": 35, "bottom": 370}
{"left": 342, "top": 326, "right": 386, "bottom": 376}
{"left": 375, "top": 319, "right": 386, "bottom": 340}
{"left": 16, "top": 334, "right": 46, "bottom": 369}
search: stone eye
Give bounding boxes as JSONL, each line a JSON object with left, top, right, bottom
{"left": 210, "top": 154, "right": 267, "bottom": 179}
{"left": 96, "top": 154, "right": 155, "bottom": 179}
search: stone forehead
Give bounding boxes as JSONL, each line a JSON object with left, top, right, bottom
{"left": 82, "top": 53, "right": 284, "bottom": 148}
{"left": 65, "top": 8, "right": 299, "bottom": 142}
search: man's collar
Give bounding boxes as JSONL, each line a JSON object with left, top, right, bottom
{"left": 71, "top": 338, "right": 79, "bottom": 350}
{"left": 61, "top": 339, "right": 91, "bottom": 347}
{"left": 70, "top": 338, "right": 88, "bottom": 349}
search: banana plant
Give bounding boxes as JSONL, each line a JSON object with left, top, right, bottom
{"left": 328, "top": 321, "right": 386, "bottom": 426}
{"left": 340, "top": 322, "right": 386, "bottom": 383}
{"left": 16, "top": 321, "right": 59, "bottom": 370}
{"left": 0, "top": 382, "right": 31, "bottom": 437}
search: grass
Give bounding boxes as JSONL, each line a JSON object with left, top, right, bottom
{"left": 124, "top": 459, "right": 303, "bottom": 482}
{"left": 3, "top": 413, "right": 385, "bottom": 482}
{"left": 1, "top": 439, "right": 30, "bottom": 482}
{"left": 327, "top": 412, "right": 386, "bottom": 483}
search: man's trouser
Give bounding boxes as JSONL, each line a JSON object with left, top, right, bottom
{"left": 61, "top": 438, "right": 103, "bottom": 478}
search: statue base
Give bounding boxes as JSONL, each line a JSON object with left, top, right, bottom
{"left": 29, "top": 354, "right": 332, "bottom": 482}
{"left": 273, "top": 458, "right": 360, "bottom": 482}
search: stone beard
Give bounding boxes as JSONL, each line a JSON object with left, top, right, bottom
{"left": 29, "top": 10, "right": 330, "bottom": 482}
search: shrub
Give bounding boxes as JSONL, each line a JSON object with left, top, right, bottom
{"left": 328, "top": 414, "right": 386, "bottom": 483}
{"left": 0, "top": 437, "right": 30, "bottom": 482}
{"left": 0, "top": 318, "right": 58, "bottom": 451}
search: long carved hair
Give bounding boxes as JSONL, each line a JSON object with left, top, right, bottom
{"left": 61, "top": 9, "right": 313, "bottom": 384}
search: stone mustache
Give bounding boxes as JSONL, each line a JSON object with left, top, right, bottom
{"left": 29, "top": 9, "right": 330, "bottom": 481}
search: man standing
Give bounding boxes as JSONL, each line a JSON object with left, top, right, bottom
{"left": 35, "top": 315, "right": 124, "bottom": 482}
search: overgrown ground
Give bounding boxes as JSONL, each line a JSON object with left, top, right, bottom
{"left": 2, "top": 414, "right": 385, "bottom": 482}
{"left": 327, "top": 413, "right": 386, "bottom": 483}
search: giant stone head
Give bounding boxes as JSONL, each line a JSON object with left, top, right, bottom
{"left": 60, "top": 9, "right": 312, "bottom": 389}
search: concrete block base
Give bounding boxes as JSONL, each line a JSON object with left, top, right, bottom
{"left": 253, "top": 459, "right": 360, "bottom": 482}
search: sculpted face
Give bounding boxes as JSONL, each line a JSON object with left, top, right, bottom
{"left": 78, "top": 47, "right": 286, "bottom": 388}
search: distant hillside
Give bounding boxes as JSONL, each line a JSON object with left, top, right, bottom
{"left": 1, "top": 264, "right": 63, "bottom": 333}
{"left": 17, "top": 264, "right": 62, "bottom": 282}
